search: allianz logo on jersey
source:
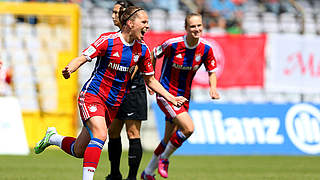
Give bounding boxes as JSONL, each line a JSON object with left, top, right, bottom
{"left": 188, "top": 103, "right": 320, "bottom": 154}
{"left": 108, "top": 62, "right": 129, "bottom": 72}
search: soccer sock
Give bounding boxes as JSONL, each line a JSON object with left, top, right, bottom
{"left": 154, "top": 140, "right": 167, "bottom": 156}
{"left": 161, "top": 130, "right": 187, "bottom": 159}
{"left": 83, "top": 138, "right": 104, "bottom": 180}
{"left": 83, "top": 167, "right": 95, "bottom": 180}
{"left": 49, "top": 133, "right": 64, "bottom": 147}
{"left": 145, "top": 140, "right": 167, "bottom": 175}
{"left": 108, "top": 137, "right": 122, "bottom": 176}
{"left": 127, "top": 138, "right": 142, "bottom": 179}
{"left": 61, "top": 137, "right": 77, "bottom": 157}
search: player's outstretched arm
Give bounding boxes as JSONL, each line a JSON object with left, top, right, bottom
{"left": 147, "top": 47, "right": 161, "bottom": 95}
{"left": 209, "top": 72, "right": 220, "bottom": 99}
{"left": 144, "top": 74, "right": 187, "bottom": 106}
{"left": 62, "top": 55, "right": 88, "bottom": 79}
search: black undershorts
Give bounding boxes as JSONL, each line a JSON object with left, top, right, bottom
{"left": 116, "top": 72, "right": 147, "bottom": 121}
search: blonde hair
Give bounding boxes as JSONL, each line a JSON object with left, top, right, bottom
{"left": 184, "top": 13, "right": 202, "bottom": 29}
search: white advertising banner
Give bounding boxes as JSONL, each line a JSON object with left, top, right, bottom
{"left": 0, "top": 96, "right": 29, "bottom": 155}
{"left": 266, "top": 34, "right": 320, "bottom": 93}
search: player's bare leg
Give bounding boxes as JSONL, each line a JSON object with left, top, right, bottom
{"left": 83, "top": 116, "right": 108, "bottom": 180}
{"left": 158, "top": 112, "right": 194, "bottom": 178}
{"left": 142, "top": 121, "right": 177, "bottom": 179}
{"left": 34, "top": 126, "right": 90, "bottom": 157}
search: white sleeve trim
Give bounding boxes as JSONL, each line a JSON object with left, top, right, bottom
{"left": 208, "top": 68, "right": 218, "bottom": 73}
{"left": 142, "top": 71, "right": 155, "bottom": 76}
{"left": 82, "top": 54, "right": 92, "bottom": 62}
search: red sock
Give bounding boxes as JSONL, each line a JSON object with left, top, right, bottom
{"left": 83, "top": 138, "right": 104, "bottom": 169}
{"left": 169, "top": 130, "right": 186, "bottom": 148}
{"left": 154, "top": 140, "right": 166, "bottom": 156}
{"left": 61, "top": 137, "right": 76, "bottom": 157}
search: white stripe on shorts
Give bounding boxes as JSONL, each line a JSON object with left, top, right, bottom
{"left": 157, "top": 96, "right": 176, "bottom": 118}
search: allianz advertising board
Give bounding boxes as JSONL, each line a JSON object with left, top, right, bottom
{"left": 152, "top": 103, "right": 320, "bottom": 155}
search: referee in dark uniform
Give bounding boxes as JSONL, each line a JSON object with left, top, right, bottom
{"left": 106, "top": 1, "right": 148, "bottom": 180}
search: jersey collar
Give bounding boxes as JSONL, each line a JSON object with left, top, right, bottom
{"left": 119, "top": 32, "right": 135, "bottom": 46}
{"left": 184, "top": 35, "right": 200, "bottom": 49}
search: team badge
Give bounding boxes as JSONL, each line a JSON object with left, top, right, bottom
{"left": 133, "top": 54, "right": 139, "bottom": 62}
{"left": 195, "top": 54, "right": 201, "bottom": 62}
{"left": 89, "top": 105, "right": 97, "bottom": 112}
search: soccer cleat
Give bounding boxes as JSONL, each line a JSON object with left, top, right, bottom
{"left": 105, "top": 174, "right": 122, "bottom": 180}
{"left": 140, "top": 171, "right": 155, "bottom": 180}
{"left": 158, "top": 158, "right": 169, "bottom": 178}
{"left": 34, "top": 127, "right": 57, "bottom": 154}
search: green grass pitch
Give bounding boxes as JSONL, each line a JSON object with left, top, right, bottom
{"left": 1, "top": 149, "right": 320, "bottom": 180}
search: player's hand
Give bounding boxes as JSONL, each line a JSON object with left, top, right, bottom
{"left": 210, "top": 89, "right": 220, "bottom": 100}
{"left": 62, "top": 66, "right": 71, "bottom": 79}
{"left": 147, "top": 86, "right": 155, "bottom": 95}
{"left": 174, "top": 96, "right": 188, "bottom": 107}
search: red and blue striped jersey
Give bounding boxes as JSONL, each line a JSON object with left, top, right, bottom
{"left": 154, "top": 35, "right": 217, "bottom": 100}
{"left": 81, "top": 32, "right": 154, "bottom": 107}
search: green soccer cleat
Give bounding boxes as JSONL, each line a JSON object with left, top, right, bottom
{"left": 34, "top": 127, "right": 57, "bottom": 154}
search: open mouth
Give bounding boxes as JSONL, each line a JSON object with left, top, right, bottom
{"left": 141, "top": 30, "right": 146, "bottom": 36}
{"left": 140, "top": 29, "right": 146, "bottom": 39}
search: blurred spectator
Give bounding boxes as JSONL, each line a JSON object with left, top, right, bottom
{"left": 155, "top": 0, "right": 179, "bottom": 12}
{"left": 131, "top": 0, "right": 155, "bottom": 11}
{"left": 261, "top": 0, "right": 292, "bottom": 15}
{"left": 208, "top": 0, "right": 243, "bottom": 34}
{"left": 0, "top": 60, "right": 13, "bottom": 96}
{"left": 194, "top": 0, "right": 213, "bottom": 29}
{"left": 263, "top": 0, "right": 281, "bottom": 14}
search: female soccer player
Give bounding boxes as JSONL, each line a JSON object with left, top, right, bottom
{"left": 106, "top": 1, "right": 149, "bottom": 180}
{"left": 141, "top": 13, "right": 220, "bottom": 180}
{"left": 34, "top": 6, "right": 187, "bottom": 180}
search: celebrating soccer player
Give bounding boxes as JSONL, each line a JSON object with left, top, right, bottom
{"left": 141, "top": 13, "right": 220, "bottom": 180}
{"left": 34, "top": 6, "right": 187, "bottom": 180}
{"left": 105, "top": 1, "right": 149, "bottom": 180}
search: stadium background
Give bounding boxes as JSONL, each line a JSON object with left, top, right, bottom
{"left": 0, "top": 0, "right": 320, "bottom": 156}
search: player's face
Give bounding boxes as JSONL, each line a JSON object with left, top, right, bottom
{"left": 112, "top": 4, "right": 121, "bottom": 28}
{"left": 186, "top": 16, "right": 203, "bottom": 39}
{"left": 131, "top": 11, "right": 149, "bottom": 41}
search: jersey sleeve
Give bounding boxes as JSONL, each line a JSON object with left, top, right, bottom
{"left": 82, "top": 33, "right": 110, "bottom": 61}
{"left": 138, "top": 45, "right": 154, "bottom": 75}
{"left": 204, "top": 46, "right": 218, "bottom": 73}
{"left": 153, "top": 39, "right": 170, "bottom": 59}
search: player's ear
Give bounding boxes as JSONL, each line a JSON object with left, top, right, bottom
{"left": 127, "top": 19, "right": 134, "bottom": 29}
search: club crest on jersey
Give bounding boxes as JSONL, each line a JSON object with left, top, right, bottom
{"left": 195, "top": 54, "right": 201, "bottom": 62}
{"left": 88, "top": 105, "right": 97, "bottom": 112}
{"left": 133, "top": 54, "right": 139, "bottom": 62}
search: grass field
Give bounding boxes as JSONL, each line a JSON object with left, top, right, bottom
{"left": 1, "top": 149, "right": 320, "bottom": 180}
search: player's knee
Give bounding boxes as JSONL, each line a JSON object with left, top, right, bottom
{"left": 182, "top": 127, "right": 194, "bottom": 138}
{"left": 126, "top": 128, "right": 140, "bottom": 139}
{"left": 108, "top": 128, "right": 121, "bottom": 138}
